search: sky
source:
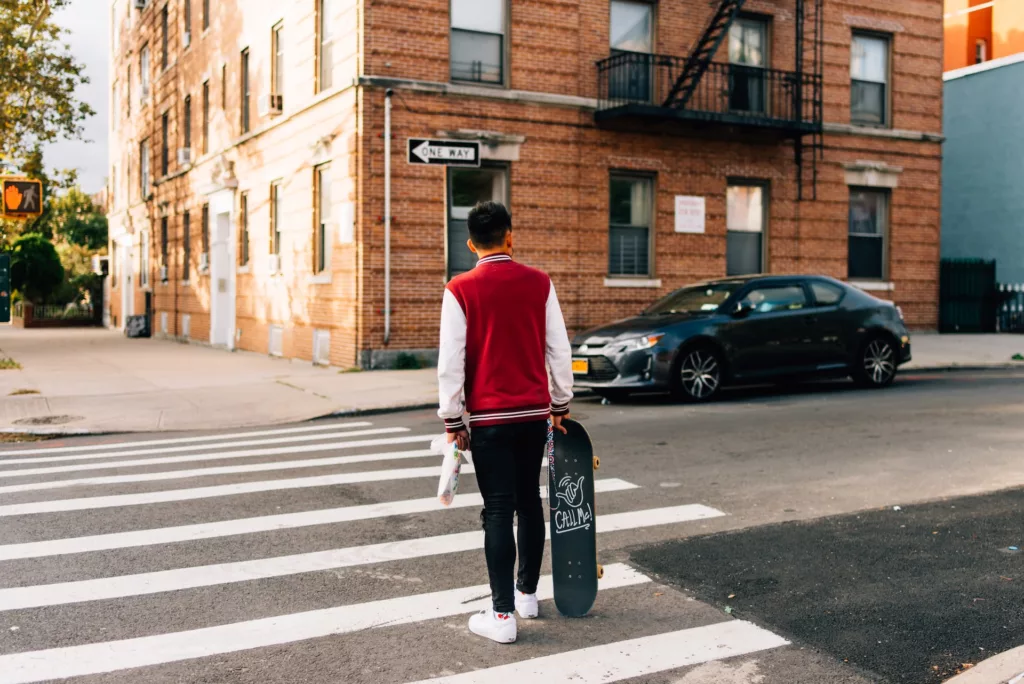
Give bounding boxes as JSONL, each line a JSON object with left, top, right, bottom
{"left": 44, "top": 0, "right": 109, "bottom": 195}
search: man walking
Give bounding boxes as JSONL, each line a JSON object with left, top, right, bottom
{"left": 437, "top": 201, "right": 574, "bottom": 643}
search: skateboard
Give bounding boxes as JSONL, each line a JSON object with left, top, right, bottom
{"left": 547, "top": 418, "right": 602, "bottom": 618}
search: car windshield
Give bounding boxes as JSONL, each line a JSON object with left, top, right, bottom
{"left": 644, "top": 282, "right": 742, "bottom": 315}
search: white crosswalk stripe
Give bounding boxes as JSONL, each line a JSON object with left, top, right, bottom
{"left": 0, "top": 419, "right": 789, "bottom": 683}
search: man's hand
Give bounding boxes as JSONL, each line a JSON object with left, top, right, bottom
{"left": 552, "top": 414, "right": 570, "bottom": 435}
{"left": 447, "top": 429, "right": 470, "bottom": 451}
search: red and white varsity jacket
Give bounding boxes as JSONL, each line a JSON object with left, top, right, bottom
{"left": 437, "top": 254, "right": 573, "bottom": 432}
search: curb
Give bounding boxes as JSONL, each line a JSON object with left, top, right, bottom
{"left": 943, "top": 645, "right": 1024, "bottom": 684}
{"left": 904, "top": 363, "right": 1024, "bottom": 373}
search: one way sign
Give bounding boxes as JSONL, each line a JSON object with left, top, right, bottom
{"left": 407, "top": 138, "right": 480, "bottom": 167}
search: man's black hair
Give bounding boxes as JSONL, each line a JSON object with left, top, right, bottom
{"left": 467, "top": 201, "right": 512, "bottom": 249}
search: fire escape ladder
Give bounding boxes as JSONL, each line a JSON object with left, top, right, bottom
{"left": 663, "top": 0, "right": 748, "bottom": 109}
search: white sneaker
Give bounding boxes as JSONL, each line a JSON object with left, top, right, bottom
{"left": 514, "top": 589, "right": 539, "bottom": 619}
{"left": 468, "top": 609, "right": 517, "bottom": 643}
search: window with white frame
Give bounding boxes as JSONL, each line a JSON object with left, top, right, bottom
{"left": 270, "top": 181, "right": 282, "bottom": 256}
{"left": 848, "top": 188, "right": 888, "bottom": 280}
{"left": 446, "top": 165, "right": 508, "bottom": 278}
{"left": 314, "top": 164, "right": 331, "bottom": 274}
{"left": 608, "top": 174, "right": 653, "bottom": 277}
{"left": 139, "top": 138, "right": 150, "bottom": 198}
{"left": 140, "top": 44, "right": 150, "bottom": 104}
{"left": 726, "top": 182, "right": 767, "bottom": 276}
{"left": 850, "top": 33, "right": 889, "bottom": 126}
{"left": 318, "top": 0, "right": 335, "bottom": 92}
{"left": 975, "top": 39, "right": 987, "bottom": 64}
{"left": 450, "top": 0, "right": 505, "bottom": 84}
{"left": 272, "top": 22, "right": 285, "bottom": 98}
{"left": 140, "top": 230, "right": 150, "bottom": 288}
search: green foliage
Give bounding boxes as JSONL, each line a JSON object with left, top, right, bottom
{"left": 10, "top": 232, "right": 63, "bottom": 303}
{"left": 0, "top": 147, "right": 78, "bottom": 248}
{"left": 50, "top": 186, "right": 107, "bottom": 250}
{"left": 0, "top": 0, "right": 95, "bottom": 161}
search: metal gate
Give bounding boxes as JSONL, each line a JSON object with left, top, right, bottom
{"left": 939, "top": 259, "right": 997, "bottom": 333}
{"left": 997, "top": 283, "right": 1024, "bottom": 333}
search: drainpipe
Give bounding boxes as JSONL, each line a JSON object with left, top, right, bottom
{"left": 384, "top": 88, "right": 393, "bottom": 346}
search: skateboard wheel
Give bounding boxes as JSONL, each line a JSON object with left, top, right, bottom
{"left": 593, "top": 456, "right": 600, "bottom": 470}
{"left": 597, "top": 564, "right": 604, "bottom": 579}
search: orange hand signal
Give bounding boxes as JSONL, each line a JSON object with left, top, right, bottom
{"left": 4, "top": 184, "right": 23, "bottom": 211}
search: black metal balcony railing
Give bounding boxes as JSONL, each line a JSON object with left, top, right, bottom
{"left": 596, "top": 52, "right": 822, "bottom": 133}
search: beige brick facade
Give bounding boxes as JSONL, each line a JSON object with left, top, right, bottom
{"left": 107, "top": 0, "right": 943, "bottom": 368}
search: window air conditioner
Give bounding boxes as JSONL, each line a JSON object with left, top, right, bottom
{"left": 177, "top": 148, "right": 192, "bottom": 165}
{"left": 159, "top": 265, "right": 168, "bottom": 282}
{"left": 199, "top": 252, "right": 209, "bottom": 272}
{"left": 257, "top": 94, "right": 284, "bottom": 118}
{"left": 133, "top": 0, "right": 147, "bottom": 9}
{"left": 267, "top": 253, "right": 281, "bottom": 275}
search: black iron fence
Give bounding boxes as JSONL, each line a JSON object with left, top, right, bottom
{"left": 939, "top": 259, "right": 1024, "bottom": 333}
{"left": 596, "top": 52, "right": 821, "bottom": 131}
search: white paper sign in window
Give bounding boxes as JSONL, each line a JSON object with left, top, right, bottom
{"left": 674, "top": 196, "right": 706, "bottom": 234}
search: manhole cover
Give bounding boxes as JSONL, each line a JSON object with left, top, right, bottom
{"left": 12, "top": 415, "right": 84, "bottom": 426}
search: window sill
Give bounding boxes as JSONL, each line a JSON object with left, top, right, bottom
{"left": 450, "top": 77, "right": 507, "bottom": 90}
{"left": 311, "top": 271, "right": 332, "bottom": 285}
{"left": 237, "top": 265, "right": 251, "bottom": 275}
{"left": 604, "top": 277, "right": 662, "bottom": 289}
{"left": 848, "top": 280, "right": 894, "bottom": 292}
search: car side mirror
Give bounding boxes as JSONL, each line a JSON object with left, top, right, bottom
{"left": 732, "top": 301, "right": 754, "bottom": 318}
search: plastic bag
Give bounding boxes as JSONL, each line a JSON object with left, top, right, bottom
{"left": 431, "top": 435, "right": 472, "bottom": 507}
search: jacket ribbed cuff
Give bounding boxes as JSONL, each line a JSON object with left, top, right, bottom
{"left": 550, "top": 402, "right": 570, "bottom": 417}
{"left": 444, "top": 417, "right": 467, "bottom": 433}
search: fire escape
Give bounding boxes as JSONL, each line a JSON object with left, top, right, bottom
{"left": 596, "top": 0, "right": 825, "bottom": 199}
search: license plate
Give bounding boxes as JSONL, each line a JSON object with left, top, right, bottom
{"left": 572, "top": 358, "right": 589, "bottom": 375}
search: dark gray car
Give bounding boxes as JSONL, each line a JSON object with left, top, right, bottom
{"left": 571, "top": 275, "right": 912, "bottom": 402}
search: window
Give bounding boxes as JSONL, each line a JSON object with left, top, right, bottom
{"left": 741, "top": 284, "right": 807, "bottom": 314}
{"left": 848, "top": 189, "right": 887, "bottom": 280}
{"left": 160, "top": 216, "right": 169, "bottom": 268}
{"left": 202, "top": 0, "right": 209, "bottom": 30}
{"left": 726, "top": 182, "right": 766, "bottom": 276}
{"left": 314, "top": 165, "right": 331, "bottom": 274}
{"left": 609, "top": 0, "right": 653, "bottom": 102}
{"left": 608, "top": 174, "right": 653, "bottom": 277}
{"left": 272, "top": 22, "right": 285, "bottom": 97}
{"left": 139, "top": 139, "right": 151, "bottom": 198}
{"left": 161, "top": 5, "right": 169, "bottom": 69}
{"left": 183, "top": 95, "right": 192, "bottom": 150}
{"left": 183, "top": 211, "right": 191, "bottom": 282}
{"left": 201, "top": 81, "right": 209, "bottom": 154}
{"left": 201, "top": 203, "right": 210, "bottom": 255}
{"left": 140, "top": 231, "right": 150, "bottom": 288}
{"left": 239, "top": 193, "right": 250, "bottom": 266}
{"left": 318, "top": 0, "right": 335, "bottom": 91}
{"left": 728, "top": 17, "right": 768, "bottom": 113}
{"left": 140, "top": 45, "right": 150, "bottom": 103}
{"left": 221, "top": 64, "right": 227, "bottom": 108}
{"left": 126, "top": 66, "right": 131, "bottom": 116}
{"left": 240, "top": 48, "right": 250, "bottom": 133}
{"left": 161, "top": 111, "right": 169, "bottom": 176}
{"left": 112, "top": 2, "right": 119, "bottom": 53}
{"left": 270, "top": 181, "right": 282, "bottom": 255}
{"left": 112, "top": 82, "right": 119, "bottom": 131}
{"left": 976, "top": 39, "right": 987, "bottom": 64}
{"left": 851, "top": 33, "right": 889, "bottom": 126}
{"left": 183, "top": 0, "right": 191, "bottom": 45}
{"left": 810, "top": 281, "right": 844, "bottom": 306}
{"left": 450, "top": 0, "right": 505, "bottom": 84}
{"left": 446, "top": 165, "right": 508, "bottom": 278}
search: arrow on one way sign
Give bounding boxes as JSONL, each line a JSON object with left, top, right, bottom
{"left": 407, "top": 138, "right": 480, "bottom": 167}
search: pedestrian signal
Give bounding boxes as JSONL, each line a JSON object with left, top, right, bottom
{"left": 1, "top": 178, "right": 44, "bottom": 219}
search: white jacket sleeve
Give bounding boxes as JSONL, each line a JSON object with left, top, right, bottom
{"left": 437, "top": 288, "right": 468, "bottom": 432}
{"left": 546, "top": 281, "right": 574, "bottom": 415}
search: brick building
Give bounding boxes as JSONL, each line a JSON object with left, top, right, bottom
{"left": 944, "top": 0, "right": 1024, "bottom": 71}
{"left": 106, "top": 0, "right": 943, "bottom": 369}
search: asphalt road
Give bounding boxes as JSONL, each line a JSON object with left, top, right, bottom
{"left": 0, "top": 369, "right": 1021, "bottom": 683}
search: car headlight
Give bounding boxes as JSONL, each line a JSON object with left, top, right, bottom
{"left": 614, "top": 334, "right": 665, "bottom": 352}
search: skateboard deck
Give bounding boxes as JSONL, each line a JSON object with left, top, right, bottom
{"left": 547, "top": 418, "right": 601, "bottom": 618}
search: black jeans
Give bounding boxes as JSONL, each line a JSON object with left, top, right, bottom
{"left": 470, "top": 419, "right": 548, "bottom": 614}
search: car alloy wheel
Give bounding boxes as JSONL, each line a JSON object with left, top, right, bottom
{"left": 861, "top": 338, "right": 896, "bottom": 386}
{"left": 678, "top": 348, "right": 721, "bottom": 401}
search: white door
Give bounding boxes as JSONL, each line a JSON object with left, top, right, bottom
{"left": 209, "top": 211, "right": 235, "bottom": 348}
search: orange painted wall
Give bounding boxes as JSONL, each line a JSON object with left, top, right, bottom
{"left": 945, "top": 0, "right": 1024, "bottom": 71}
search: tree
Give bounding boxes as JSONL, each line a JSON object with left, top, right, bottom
{"left": 10, "top": 232, "right": 64, "bottom": 303}
{"left": 50, "top": 185, "right": 106, "bottom": 250}
{"left": 0, "top": 0, "right": 94, "bottom": 162}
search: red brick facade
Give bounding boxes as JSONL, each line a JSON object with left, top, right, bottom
{"left": 107, "top": 0, "right": 943, "bottom": 369}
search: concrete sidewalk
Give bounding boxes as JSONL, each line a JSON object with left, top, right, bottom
{"left": 0, "top": 328, "right": 1020, "bottom": 434}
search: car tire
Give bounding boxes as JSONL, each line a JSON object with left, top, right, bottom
{"left": 853, "top": 335, "right": 898, "bottom": 389}
{"left": 595, "top": 389, "right": 631, "bottom": 403}
{"left": 671, "top": 345, "right": 724, "bottom": 403}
